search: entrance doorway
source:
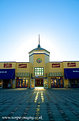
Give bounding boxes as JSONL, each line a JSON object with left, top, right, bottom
{"left": 35, "top": 78, "right": 43, "bottom": 87}
{"left": 69, "top": 79, "right": 79, "bottom": 88}
{"left": 3, "top": 79, "right": 12, "bottom": 88}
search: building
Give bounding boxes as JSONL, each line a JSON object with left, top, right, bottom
{"left": 0, "top": 37, "right": 79, "bottom": 89}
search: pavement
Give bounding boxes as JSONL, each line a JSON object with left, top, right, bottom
{"left": 0, "top": 88, "right": 79, "bottom": 121}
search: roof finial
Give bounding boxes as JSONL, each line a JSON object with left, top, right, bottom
{"left": 38, "top": 34, "right": 40, "bottom": 45}
{"left": 38, "top": 34, "right": 40, "bottom": 48}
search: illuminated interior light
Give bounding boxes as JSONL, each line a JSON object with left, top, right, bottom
{"left": 35, "top": 87, "right": 45, "bottom": 90}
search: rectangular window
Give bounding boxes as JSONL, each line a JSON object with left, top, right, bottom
{"left": 34, "top": 67, "right": 44, "bottom": 76}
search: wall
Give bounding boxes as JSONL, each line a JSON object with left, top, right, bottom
{"left": 0, "top": 62, "right": 16, "bottom": 69}
{"left": 16, "top": 62, "right": 31, "bottom": 73}
{"left": 48, "top": 62, "right": 63, "bottom": 73}
{"left": 33, "top": 54, "right": 46, "bottom": 76}
{"left": 29, "top": 55, "right": 34, "bottom": 63}
{"left": 63, "top": 61, "right": 79, "bottom": 68}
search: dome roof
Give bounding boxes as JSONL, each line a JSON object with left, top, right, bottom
{"left": 29, "top": 44, "right": 50, "bottom": 53}
{"left": 29, "top": 35, "right": 50, "bottom": 54}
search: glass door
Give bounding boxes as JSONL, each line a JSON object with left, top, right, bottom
{"left": 30, "top": 79, "right": 35, "bottom": 88}
{"left": 35, "top": 79, "right": 43, "bottom": 87}
{"left": 0, "top": 80, "right": 3, "bottom": 88}
{"left": 44, "top": 79, "right": 48, "bottom": 88}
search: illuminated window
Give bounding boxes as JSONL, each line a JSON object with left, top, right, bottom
{"left": 34, "top": 67, "right": 44, "bottom": 76}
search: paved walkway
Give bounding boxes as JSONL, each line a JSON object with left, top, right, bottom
{"left": 0, "top": 88, "right": 79, "bottom": 121}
